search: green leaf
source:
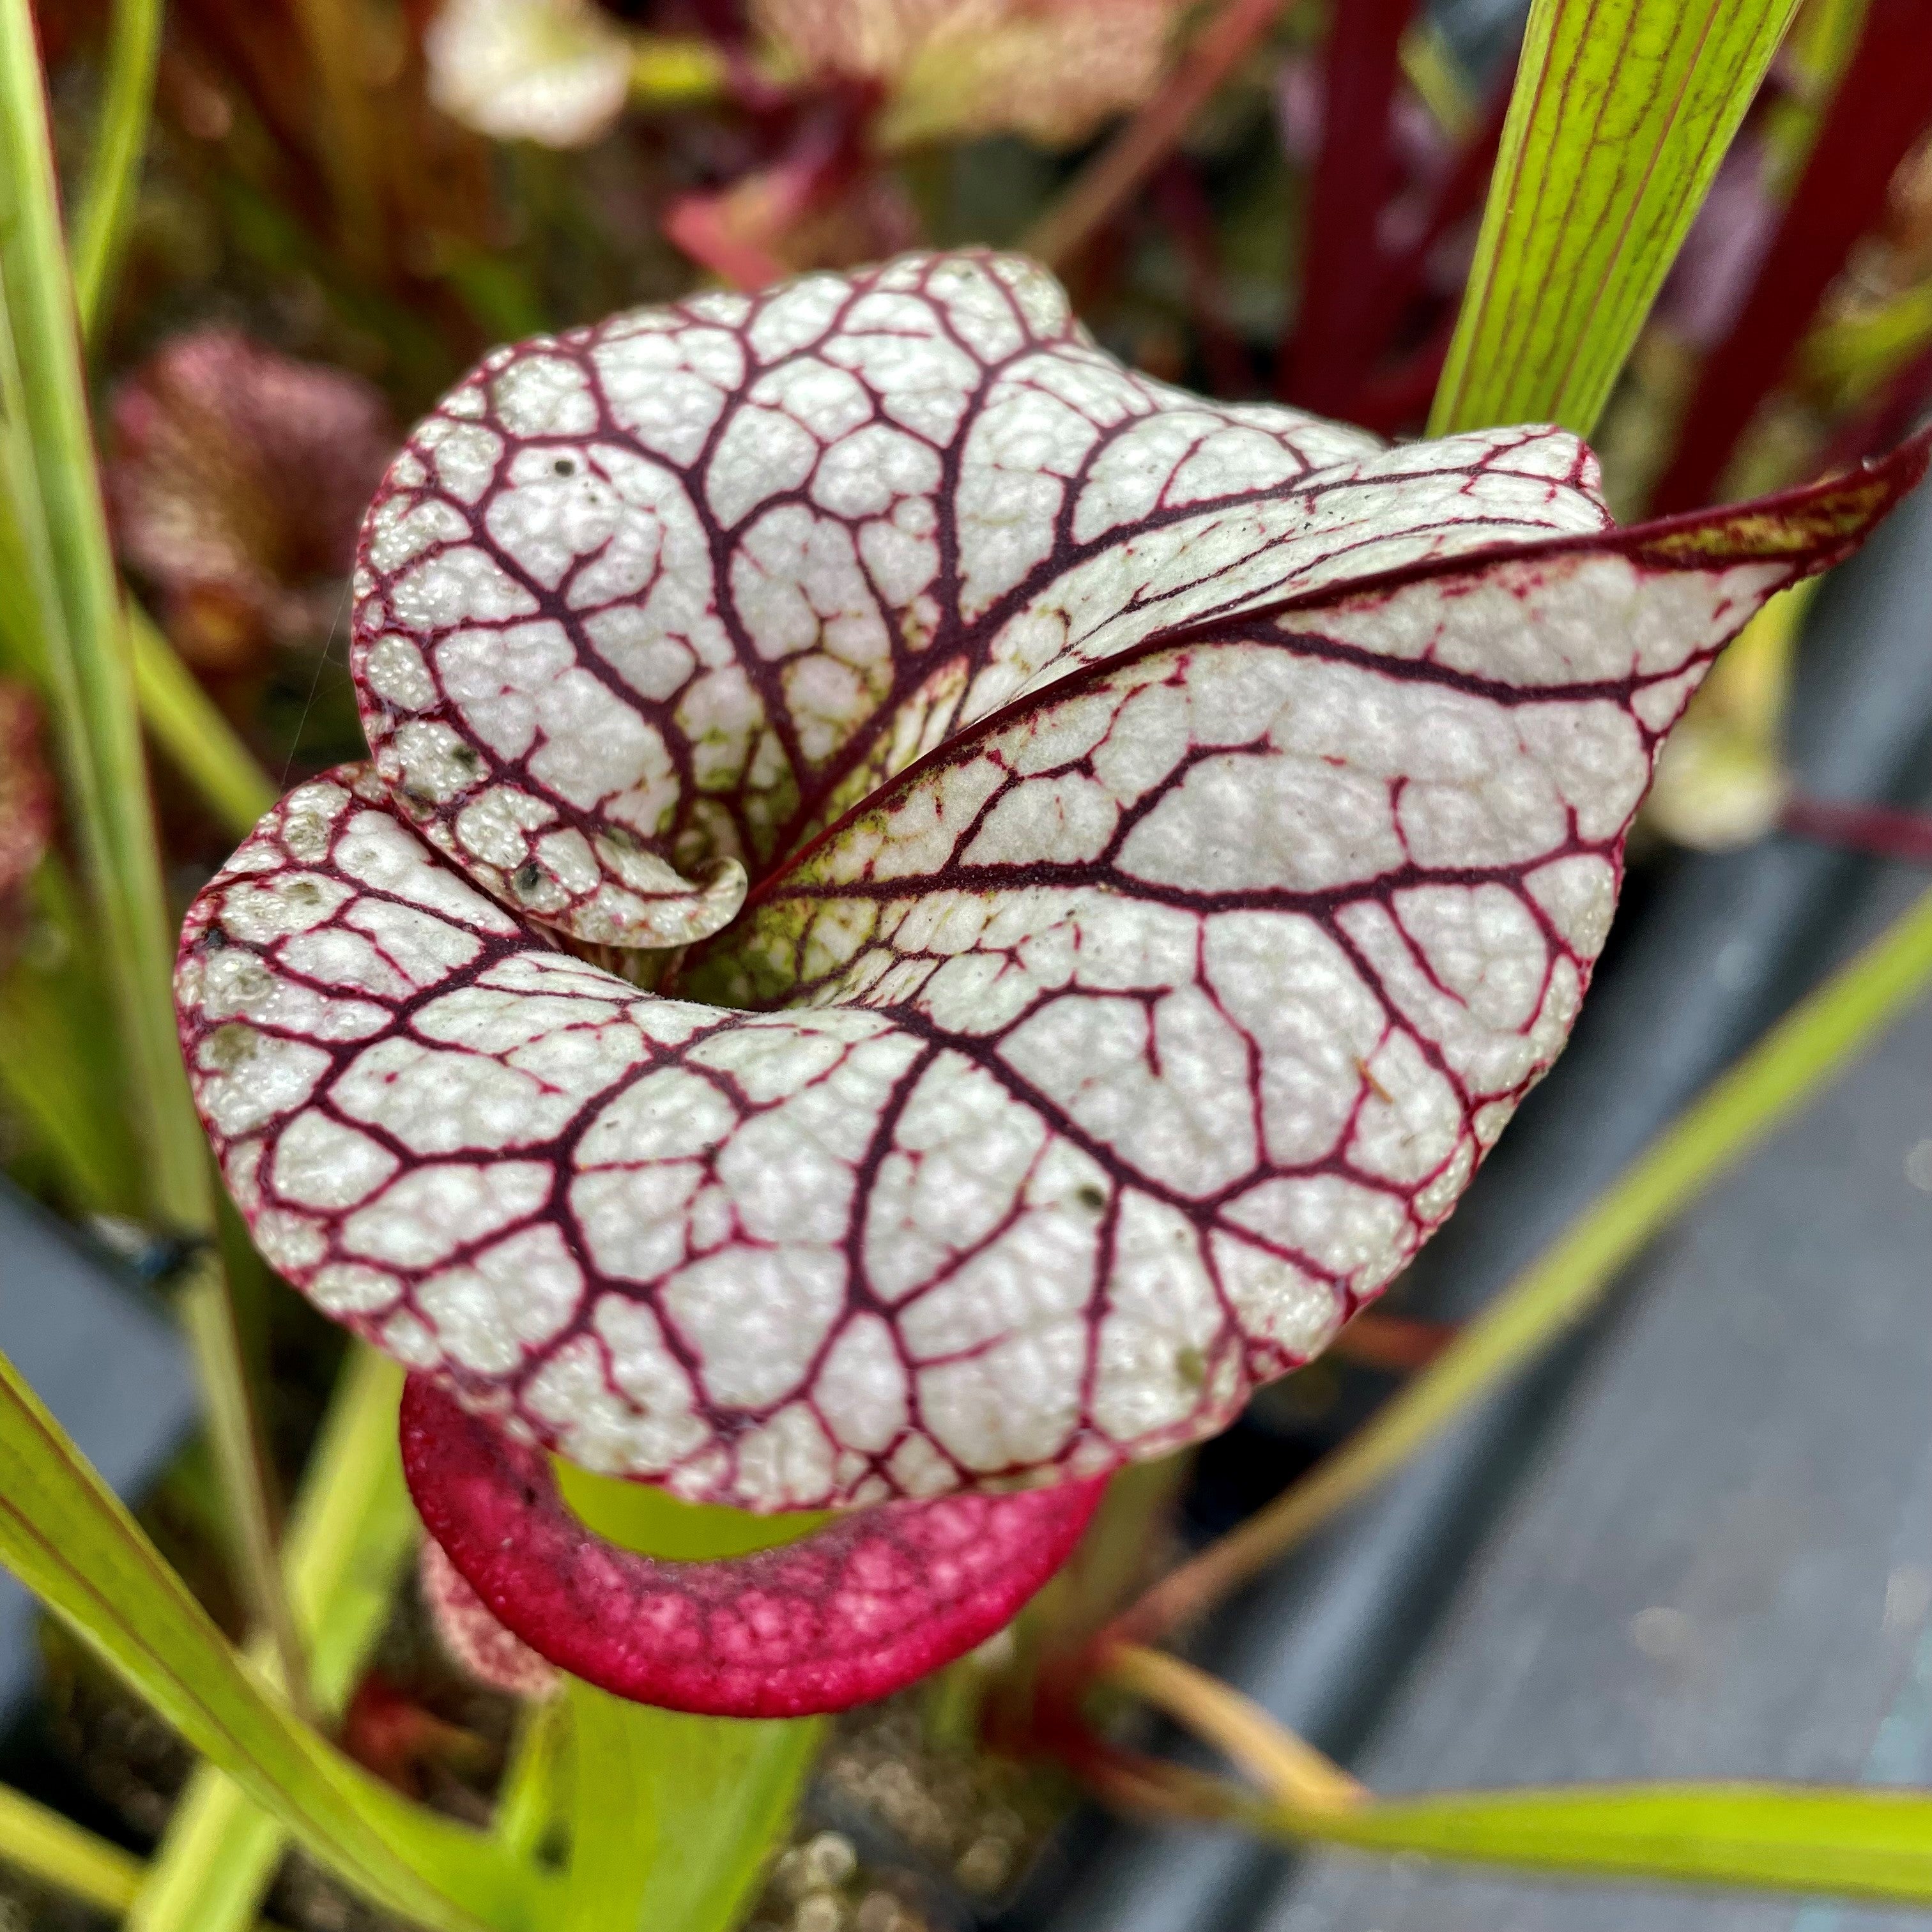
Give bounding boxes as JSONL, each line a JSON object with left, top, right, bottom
{"left": 0, "top": 390, "right": 267, "bottom": 844}
{"left": 1, "top": 0, "right": 309, "bottom": 1718}
{"left": 128, "top": 1785, "right": 282, "bottom": 1932}
{"left": 1763, "top": 0, "right": 1869, "bottom": 185}
{"left": 0, "top": 467, "right": 41, "bottom": 681}
{"left": 128, "top": 602, "right": 277, "bottom": 840}
{"left": 559, "top": 1683, "right": 659, "bottom": 1932}
{"left": 631, "top": 1712, "right": 823, "bottom": 1932}
{"left": 129, "top": 1349, "right": 418, "bottom": 1932}
{"left": 0, "top": 861, "right": 141, "bottom": 1213}
{"left": 1430, "top": 0, "right": 1803, "bottom": 436}
{"left": 70, "top": 0, "right": 162, "bottom": 344}
{"left": 1802, "top": 276, "right": 1932, "bottom": 407}
{"left": 0, "top": 1779, "right": 145, "bottom": 1916}
{"left": 0, "top": 0, "right": 198, "bottom": 1222}
{"left": 494, "top": 1699, "right": 567, "bottom": 1861}
{"left": 562, "top": 1685, "right": 823, "bottom": 1932}
{"left": 0, "top": 1342, "right": 551, "bottom": 1932}
{"left": 1282, "top": 1782, "right": 1932, "bottom": 1904}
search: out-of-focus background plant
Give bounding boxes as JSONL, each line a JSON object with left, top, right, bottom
{"left": 9, "top": 0, "right": 1932, "bottom": 1928}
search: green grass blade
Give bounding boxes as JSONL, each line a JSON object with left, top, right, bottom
{"left": 0, "top": 462, "right": 42, "bottom": 680}
{"left": 1430, "top": 0, "right": 1802, "bottom": 436}
{"left": 0, "top": 0, "right": 195, "bottom": 1217}
{"left": 0, "top": 1779, "right": 145, "bottom": 1916}
{"left": 0, "top": 861, "right": 141, "bottom": 1213}
{"left": 1764, "top": 0, "right": 1869, "bottom": 183}
{"left": 1804, "top": 276, "right": 1932, "bottom": 407}
{"left": 0, "top": 1344, "right": 549, "bottom": 1932}
{"left": 130, "top": 1349, "right": 417, "bottom": 1932}
{"left": 129, "top": 604, "right": 278, "bottom": 840}
{"left": 0, "top": 0, "right": 310, "bottom": 1710}
{"left": 0, "top": 403, "right": 264, "bottom": 845}
{"left": 494, "top": 1699, "right": 565, "bottom": 1861}
{"left": 70, "top": 0, "right": 161, "bottom": 344}
{"left": 129, "top": 1794, "right": 282, "bottom": 1932}
{"left": 176, "top": 1254, "right": 316, "bottom": 1718}
{"left": 279, "top": 1352, "right": 416, "bottom": 1697}
{"left": 1276, "top": 1782, "right": 1932, "bottom": 1903}
{"left": 0, "top": 392, "right": 138, "bottom": 1216}
{"left": 0, "top": 949, "right": 130, "bottom": 1208}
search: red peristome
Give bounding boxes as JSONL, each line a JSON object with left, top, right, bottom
{"left": 400, "top": 1377, "right": 1107, "bottom": 1717}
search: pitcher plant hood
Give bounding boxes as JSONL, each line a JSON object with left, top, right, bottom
{"left": 174, "top": 250, "right": 1928, "bottom": 1714}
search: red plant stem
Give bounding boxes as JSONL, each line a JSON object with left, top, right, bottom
{"left": 1022, "top": 0, "right": 1303, "bottom": 270}
{"left": 1286, "top": 74, "right": 1510, "bottom": 434}
{"left": 1346, "top": 298, "right": 1457, "bottom": 434}
{"left": 1650, "top": 0, "right": 1932, "bottom": 513}
{"left": 1057, "top": 210, "right": 1135, "bottom": 335}
{"left": 1781, "top": 793, "right": 1932, "bottom": 868}
{"left": 1276, "top": 0, "right": 1419, "bottom": 408}
{"left": 1354, "top": 73, "right": 1512, "bottom": 360}
{"left": 1151, "top": 157, "right": 1261, "bottom": 397}
{"left": 170, "top": 3, "right": 334, "bottom": 240}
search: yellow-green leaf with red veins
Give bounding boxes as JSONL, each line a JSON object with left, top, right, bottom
{"left": 175, "top": 252, "right": 1926, "bottom": 1715}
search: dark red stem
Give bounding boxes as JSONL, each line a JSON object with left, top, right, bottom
{"left": 1346, "top": 302, "right": 1459, "bottom": 434}
{"left": 1321, "top": 75, "right": 1514, "bottom": 434}
{"left": 1023, "top": 0, "right": 1303, "bottom": 270}
{"left": 1351, "top": 73, "right": 1514, "bottom": 381}
{"left": 1781, "top": 793, "right": 1932, "bottom": 868}
{"left": 1276, "top": 0, "right": 1420, "bottom": 410}
{"left": 1330, "top": 1309, "right": 1457, "bottom": 1374}
{"left": 1651, "top": 0, "right": 1932, "bottom": 513}
{"left": 1151, "top": 158, "right": 1261, "bottom": 398}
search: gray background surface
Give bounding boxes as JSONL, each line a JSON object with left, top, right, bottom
{"left": 0, "top": 1183, "right": 196, "bottom": 1718}
{"left": 1269, "top": 868, "right": 1932, "bottom": 1931}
